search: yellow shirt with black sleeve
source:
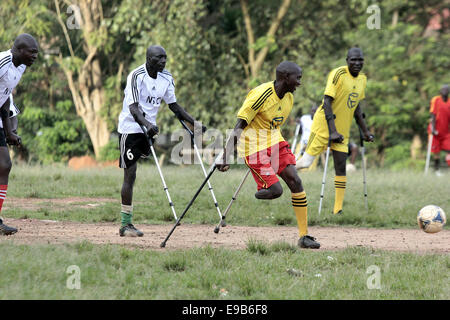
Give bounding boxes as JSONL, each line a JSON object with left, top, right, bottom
{"left": 237, "top": 81, "right": 294, "bottom": 157}
{"left": 307, "top": 66, "right": 366, "bottom": 154}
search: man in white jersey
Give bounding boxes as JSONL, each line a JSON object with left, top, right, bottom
{"left": 0, "top": 34, "right": 39, "bottom": 235}
{"left": 117, "top": 45, "right": 205, "bottom": 237}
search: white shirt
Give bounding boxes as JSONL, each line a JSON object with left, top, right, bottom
{"left": 300, "top": 114, "right": 313, "bottom": 145}
{"left": 118, "top": 64, "right": 176, "bottom": 134}
{"left": 0, "top": 50, "right": 26, "bottom": 128}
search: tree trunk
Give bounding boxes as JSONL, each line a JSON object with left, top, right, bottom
{"left": 240, "top": 0, "right": 292, "bottom": 80}
{"left": 55, "top": 0, "right": 110, "bottom": 158}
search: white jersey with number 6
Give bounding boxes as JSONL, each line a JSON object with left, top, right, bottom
{"left": 118, "top": 64, "right": 176, "bottom": 134}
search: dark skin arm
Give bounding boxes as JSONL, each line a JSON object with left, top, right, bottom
{"left": 322, "top": 95, "right": 344, "bottom": 143}
{"left": 0, "top": 97, "right": 21, "bottom": 146}
{"left": 168, "top": 102, "right": 206, "bottom": 133}
{"left": 354, "top": 103, "right": 374, "bottom": 141}
{"left": 217, "top": 118, "right": 248, "bottom": 172}
{"left": 129, "top": 102, "right": 159, "bottom": 137}
{"left": 130, "top": 102, "right": 206, "bottom": 138}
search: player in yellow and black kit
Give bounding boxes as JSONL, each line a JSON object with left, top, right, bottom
{"left": 217, "top": 61, "right": 320, "bottom": 249}
{"left": 297, "top": 47, "right": 374, "bottom": 215}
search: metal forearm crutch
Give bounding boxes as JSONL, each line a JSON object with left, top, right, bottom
{"left": 140, "top": 125, "right": 178, "bottom": 221}
{"left": 161, "top": 163, "right": 217, "bottom": 248}
{"left": 178, "top": 119, "right": 223, "bottom": 222}
{"left": 213, "top": 168, "right": 251, "bottom": 233}
{"left": 424, "top": 133, "right": 433, "bottom": 174}
{"left": 359, "top": 127, "right": 368, "bottom": 211}
{"left": 318, "top": 139, "right": 331, "bottom": 216}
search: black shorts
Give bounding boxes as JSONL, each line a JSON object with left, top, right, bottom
{"left": 0, "top": 129, "right": 7, "bottom": 147}
{"left": 118, "top": 133, "right": 151, "bottom": 168}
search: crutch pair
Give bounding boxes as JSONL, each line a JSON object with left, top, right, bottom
{"left": 140, "top": 118, "right": 223, "bottom": 226}
{"left": 318, "top": 127, "right": 369, "bottom": 215}
{"left": 160, "top": 130, "right": 253, "bottom": 246}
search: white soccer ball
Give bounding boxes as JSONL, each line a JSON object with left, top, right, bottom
{"left": 417, "top": 205, "right": 446, "bottom": 233}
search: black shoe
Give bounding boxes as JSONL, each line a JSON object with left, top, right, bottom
{"left": 333, "top": 210, "right": 343, "bottom": 215}
{"left": 0, "top": 219, "right": 18, "bottom": 236}
{"left": 119, "top": 224, "right": 144, "bottom": 237}
{"left": 298, "top": 235, "right": 320, "bottom": 249}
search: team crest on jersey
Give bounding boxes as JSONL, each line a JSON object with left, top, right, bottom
{"left": 347, "top": 92, "right": 359, "bottom": 109}
{"left": 270, "top": 116, "right": 284, "bottom": 129}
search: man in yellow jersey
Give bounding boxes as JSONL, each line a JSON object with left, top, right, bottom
{"left": 297, "top": 47, "right": 374, "bottom": 215}
{"left": 217, "top": 61, "right": 320, "bottom": 249}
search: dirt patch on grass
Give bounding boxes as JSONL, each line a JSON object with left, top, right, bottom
{"left": 1, "top": 218, "right": 448, "bottom": 254}
{"left": 3, "top": 197, "right": 117, "bottom": 210}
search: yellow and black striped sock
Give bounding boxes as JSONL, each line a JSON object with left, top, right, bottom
{"left": 292, "top": 191, "right": 308, "bottom": 237}
{"left": 333, "top": 176, "right": 346, "bottom": 214}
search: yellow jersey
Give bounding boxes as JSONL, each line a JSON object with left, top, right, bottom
{"left": 311, "top": 66, "right": 366, "bottom": 139}
{"left": 237, "top": 81, "right": 294, "bottom": 157}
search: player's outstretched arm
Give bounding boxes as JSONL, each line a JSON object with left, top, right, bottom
{"left": 217, "top": 118, "right": 247, "bottom": 172}
{"left": 354, "top": 104, "right": 374, "bottom": 142}
{"left": 0, "top": 98, "right": 20, "bottom": 146}
{"left": 322, "top": 95, "right": 343, "bottom": 143}
{"left": 169, "top": 102, "right": 206, "bottom": 133}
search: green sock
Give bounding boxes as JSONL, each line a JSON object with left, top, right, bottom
{"left": 121, "top": 204, "right": 133, "bottom": 226}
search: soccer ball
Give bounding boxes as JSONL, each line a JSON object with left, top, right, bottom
{"left": 417, "top": 205, "right": 446, "bottom": 233}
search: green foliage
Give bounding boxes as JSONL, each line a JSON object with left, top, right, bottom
{"left": 19, "top": 100, "right": 92, "bottom": 163}
{"left": 98, "top": 139, "right": 120, "bottom": 162}
{"left": 0, "top": 0, "right": 448, "bottom": 168}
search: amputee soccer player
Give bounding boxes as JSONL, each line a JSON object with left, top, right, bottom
{"left": 296, "top": 47, "right": 374, "bottom": 215}
{"left": 117, "top": 45, "right": 205, "bottom": 237}
{"left": 0, "top": 34, "right": 39, "bottom": 235}
{"left": 217, "top": 61, "right": 320, "bottom": 249}
{"left": 428, "top": 84, "right": 450, "bottom": 176}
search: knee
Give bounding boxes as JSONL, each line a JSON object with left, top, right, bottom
{"left": 123, "top": 169, "right": 137, "bottom": 186}
{"left": 286, "top": 176, "right": 302, "bottom": 192}
{"left": 0, "top": 159, "right": 12, "bottom": 176}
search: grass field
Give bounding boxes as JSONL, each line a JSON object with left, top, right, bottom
{"left": 0, "top": 164, "right": 449, "bottom": 300}
{"left": 5, "top": 164, "right": 450, "bottom": 229}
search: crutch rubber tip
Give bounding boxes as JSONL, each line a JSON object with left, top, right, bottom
{"left": 213, "top": 227, "right": 220, "bottom": 234}
{"left": 160, "top": 242, "right": 166, "bottom": 248}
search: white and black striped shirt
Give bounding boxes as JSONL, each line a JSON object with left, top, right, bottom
{"left": 0, "top": 50, "right": 25, "bottom": 128}
{"left": 118, "top": 64, "right": 176, "bottom": 134}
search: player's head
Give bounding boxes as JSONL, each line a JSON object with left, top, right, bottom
{"left": 276, "top": 61, "right": 302, "bottom": 93}
{"left": 346, "top": 47, "right": 364, "bottom": 76}
{"left": 440, "top": 84, "right": 449, "bottom": 98}
{"left": 146, "top": 45, "right": 167, "bottom": 73}
{"left": 11, "top": 33, "right": 39, "bottom": 67}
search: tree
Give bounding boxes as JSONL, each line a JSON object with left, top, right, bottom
{"left": 53, "top": 0, "right": 111, "bottom": 158}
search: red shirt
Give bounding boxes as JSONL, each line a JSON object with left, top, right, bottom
{"left": 430, "top": 95, "right": 450, "bottom": 136}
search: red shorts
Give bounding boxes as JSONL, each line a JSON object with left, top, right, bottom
{"left": 245, "top": 141, "right": 296, "bottom": 191}
{"left": 431, "top": 133, "right": 450, "bottom": 153}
